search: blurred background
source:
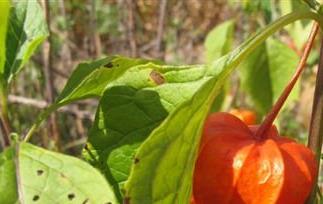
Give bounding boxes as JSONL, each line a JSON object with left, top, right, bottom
{"left": 7, "top": 0, "right": 320, "bottom": 162}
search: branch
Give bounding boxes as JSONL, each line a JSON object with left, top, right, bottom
{"left": 126, "top": 0, "right": 137, "bottom": 57}
{"left": 155, "top": 0, "right": 167, "bottom": 58}
{"left": 306, "top": 37, "right": 323, "bottom": 204}
{"left": 42, "top": 0, "right": 60, "bottom": 146}
{"left": 8, "top": 95, "right": 94, "bottom": 120}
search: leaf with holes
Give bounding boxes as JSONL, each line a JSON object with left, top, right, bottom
{"left": 4, "top": 0, "right": 48, "bottom": 83}
{"left": 0, "top": 143, "right": 118, "bottom": 204}
{"left": 123, "top": 55, "right": 232, "bottom": 204}
{"left": 56, "top": 56, "right": 156, "bottom": 106}
{"left": 84, "top": 63, "right": 212, "bottom": 200}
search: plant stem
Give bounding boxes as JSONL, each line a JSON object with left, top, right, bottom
{"left": 306, "top": 38, "right": 323, "bottom": 204}
{"left": 24, "top": 104, "right": 59, "bottom": 142}
{"left": 0, "top": 84, "right": 11, "bottom": 147}
{"left": 254, "top": 23, "right": 319, "bottom": 139}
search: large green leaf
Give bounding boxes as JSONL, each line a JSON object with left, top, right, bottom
{"left": 0, "top": 0, "right": 10, "bottom": 76}
{"left": 239, "top": 38, "right": 299, "bottom": 114}
{"left": 55, "top": 56, "right": 154, "bottom": 106}
{"left": 5, "top": 0, "right": 48, "bottom": 82}
{"left": 85, "top": 63, "right": 212, "bottom": 200}
{"left": 0, "top": 143, "right": 118, "bottom": 204}
{"left": 124, "top": 54, "right": 235, "bottom": 204}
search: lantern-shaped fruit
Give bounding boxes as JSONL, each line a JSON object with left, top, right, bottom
{"left": 192, "top": 112, "right": 317, "bottom": 204}
{"left": 229, "top": 109, "right": 256, "bottom": 125}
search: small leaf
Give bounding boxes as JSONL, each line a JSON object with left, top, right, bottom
{"left": 55, "top": 56, "right": 154, "bottom": 106}
{"left": 4, "top": 0, "right": 48, "bottom": 82}
{"left": 239, "top": 38, "right": 299, "bottom": 114}
{"left": 204, "top": 20, "right": 234, "bottom": 63}
{"left": 0, "top": 143, "right": 118, "bottom": 204}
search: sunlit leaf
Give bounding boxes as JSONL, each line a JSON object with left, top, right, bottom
{"left": 0, "top": 143, "right": 118, "bottom": 204}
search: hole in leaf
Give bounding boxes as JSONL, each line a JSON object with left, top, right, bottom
{"left": 134, "top": 157, "right": 140, "bottom": 164}
{"left": 82, "top": 198, "right": 89, "bottom": 204}
{"left": 33, "top": 195, "right": 39, "bottom": 201}
{"left": 68, "top": 193, "right": 75, "bottom": 200}
{"left": 104, "top": 62, "right": 113, "bottom": 68}
{"left": 36, "top": 170, "right": 44, "bottom": 176}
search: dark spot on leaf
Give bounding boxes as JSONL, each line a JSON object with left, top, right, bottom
{"left": 105, "top": 202, "right": 112, "bottom": 204}
{"left": 104, "top": 62, "right": 113, "bottom": 68}
{"left": 33, "top": 195, "right": 39, "bottom": 201}
{"left": 149, "top": 70, "right": 165, "bottom": 85}
{"left": 36, "top": 169, "right": 43, "bottom": 176}
{"left": 68, "top": 193, "right": 75, "bottom": 200}
{"left": 82, "top": 198, "right": 89, "bottom": 204}
{"left": 60, "top": 173, "right": 67, "bottom": 178}
{"left": 124, "top": 197, "right": 130, "bottom": 204}
{"left": 134, "top": 157, "right": 140, "bottom": 164}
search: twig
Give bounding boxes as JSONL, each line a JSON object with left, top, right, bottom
{"left": 126, "top": 0, "right": 137, "bottom": 57}
{"left": 90, "top": 0, "right": 101, "bottom": 57}
{"left": 8, "top": 95, "right": 94, "bottom": 120}
{"left": 306, "top": 37, "right": 323, "bottom": 204}
{"left": 42, "top": 0, "right": 60, "bottom": 147}
{"left": 155, "top": 0, "right": 167, "bottom": 58}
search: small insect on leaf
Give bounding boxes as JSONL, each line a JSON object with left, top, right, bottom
{"left": 150, "top": 70, "right": 165, "bottom": 85}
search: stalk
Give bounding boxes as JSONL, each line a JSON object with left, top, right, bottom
{"left": 306, "top": 38, "right": 323, "bottom": 204}
{"left": 254, "top": 23, "right": 319, "bottom": 139}
{"left": 0, "top": 83, "right": 11, "bottom": 147}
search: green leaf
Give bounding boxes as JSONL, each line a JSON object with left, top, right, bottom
{"left": 239, "top": 38, "right": 299, "bottom": 114}
{"left": 0, "top": 143, "right": 118, "bottom": 204}
{"left": 0, "top": 0, "right": 10, "bottom": 76}
{"left": 204, "top": 20, "right": 234, "bottom": 64}
{"left": 85, "top": 63, "right": 212, "bottom": 200}
{"left": 56, "top": 56, "right": 153, "bottom": 106}
{"left": 124, "top": 55, "right": 232, "bottom": 204}
{"left": 5, "top": 0, "right": 48, "bottom": 82}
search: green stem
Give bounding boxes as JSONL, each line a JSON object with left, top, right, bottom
{"left": 0, "top": 82, "right": 11, "bottom": 146}
{"left": 230, "top": 11, "right": 322, "bottom": 68}
{"left": 24, "top": 103, "right": 60, "bottom": 142}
